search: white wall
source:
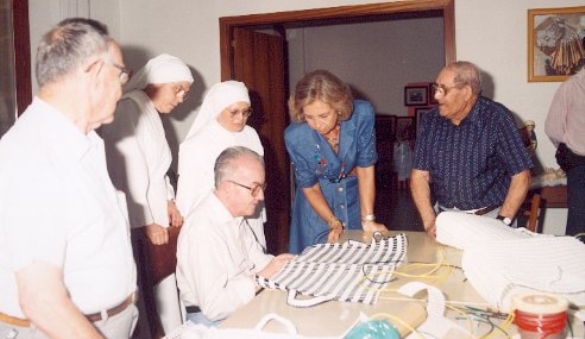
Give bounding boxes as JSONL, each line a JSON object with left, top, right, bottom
{"left": 28, "top": 0, "right": 120, "bottom": 94}
{"left": 286, "top": 18, "right": 444, "bottom": 116}
{"left": 28, "top": 0, "right": 582, "bottom": 234}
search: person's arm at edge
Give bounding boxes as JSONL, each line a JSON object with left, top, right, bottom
{"left": 17, "top": 261, "right": 105, "bottom": 339}
{"left": 355, "top": 165, "right": 387, "bottom": 232}
{"left": 544, "top": 81, "right": 569, "bottom": 146}
{"left": 410, "top": 168, "right": 437, "bottom": 238}
{"left": 498, "top": 169, "right": 531, "bottom": 220}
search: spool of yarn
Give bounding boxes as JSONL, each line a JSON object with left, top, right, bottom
{"left": 512, "top": 292, "right": 568, "bottom": 339}
{"left": 345, "top": 319, "right": 400, "bottom": 339}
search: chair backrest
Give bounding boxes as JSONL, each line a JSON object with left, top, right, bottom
{"left": 523, "top": 193, "right": 542, "bottom": 233}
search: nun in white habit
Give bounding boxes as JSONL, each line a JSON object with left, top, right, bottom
{"left": 176, "top": 80, "right": 266, "bottom": 250}
{"left": 101, "top": 53, "right": 193, "bottom": 336}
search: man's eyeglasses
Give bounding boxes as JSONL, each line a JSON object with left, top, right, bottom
{"left": 104, "top": 60, "right": 132, "bottom": 86}
{"left": 228, "top": 180, "right": 266, "bottom": 197}
{"left": 228, "top": 108, "right": 253, "bottom": 119}
{"left": 171, "top": 83, "right": 189, "bottom": 100}
{"left": 432, "top": 83, "right": 460, "bottom": 97}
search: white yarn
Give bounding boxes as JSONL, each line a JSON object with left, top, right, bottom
{"left": 435, "top": 211, "right": 585, "bottom": 312}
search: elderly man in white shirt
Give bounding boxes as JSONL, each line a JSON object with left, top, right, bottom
{"left": 0, "top": 18, "right": 137, "bottom": 339}
{"left": 176, "top": 146, "right": 293, "bottom": 326}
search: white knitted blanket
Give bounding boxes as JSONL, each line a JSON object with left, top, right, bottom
{"left": 436, "top": 212, "right": 585, "bottom": 312}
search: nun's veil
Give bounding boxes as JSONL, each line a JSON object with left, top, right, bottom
{"left": 183, "top": 81, "right": 250, "bottom": 141}
{"left": 123, "top": 53, "right": 194, "bottom": 95}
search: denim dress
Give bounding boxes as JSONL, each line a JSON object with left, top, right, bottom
{"left": 284, "top": 100, "right": 378, "bottom": 254}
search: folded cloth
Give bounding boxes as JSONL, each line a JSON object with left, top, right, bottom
{"left": 435, "top": 211, "right": 585, "bottom": 312}
{"left": 435, "top": 212, "right": 543, "bottom": 250}
{"left": 462, "top": 236, "right": 585, "bottom": 312}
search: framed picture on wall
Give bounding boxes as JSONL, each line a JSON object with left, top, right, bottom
{"left": 528, "top": 6, "right": 585, "bottom": 82}
{"left": 404, "top": 86, "right": 428, "bottom": 106}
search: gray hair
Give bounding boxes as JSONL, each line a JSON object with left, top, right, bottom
{"left": 36, "top": 18, "right": 113, "bottom": 87}
{"left": 446, "top": 61, "right": 482, "bottom": 95}
{"left": 214, "top": 146, "right": 264, "bottom": 188}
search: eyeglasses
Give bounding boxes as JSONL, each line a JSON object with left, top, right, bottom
{"left": 228, "top": 180, "right": 266, "bottom": 197}
{"left": 432, "top": 82, "right": 460, "bottom": 97}
{"left": 104, "top": 60, "right": 132, "bottom": 86}
{"left": 171, "top": 83, "right": 189, "bottom": 100}
{"left": 228, "top": 108, "right": 253, "bottom": 119}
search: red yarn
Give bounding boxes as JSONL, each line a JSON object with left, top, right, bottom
{"left": 514, "top": 309, "right": 567, "bottom": 339}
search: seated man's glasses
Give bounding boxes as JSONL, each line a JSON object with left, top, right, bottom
{"left": 228, "top": 180, "right": 266, "bottom": 197}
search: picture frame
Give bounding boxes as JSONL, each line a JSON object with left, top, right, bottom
{"left": 396, "top": 116, "right": 415, "bottom": 140}
{"left": 404, "top": 86, "right": 428, "bottom": 106}
{"left": 428, "top": 83, "right": 438, "bottom": 105}
{"left": 528, "top": 6, "right": 585, "bottom": 82}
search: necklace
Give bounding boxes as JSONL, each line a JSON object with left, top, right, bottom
{"left": 327, "top": 136, "right": 339, "bottom": 146}
{"left": 325, "top": 125, "right": 340, "bottom": 147}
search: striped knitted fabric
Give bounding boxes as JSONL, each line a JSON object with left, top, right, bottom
{"left": 256, "top": 233, "right": 407, "bottom": 307}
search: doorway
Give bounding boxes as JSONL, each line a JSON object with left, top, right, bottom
{"left": 220, "top": 0, "right": 455, "bottom": 253}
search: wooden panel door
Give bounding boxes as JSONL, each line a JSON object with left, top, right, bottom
{"left": 232, "top": 27, "right": 290, "bottom": 254}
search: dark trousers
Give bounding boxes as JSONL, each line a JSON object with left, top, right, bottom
{"left": 566, "top": 164, "right": 585, "bottom": 237}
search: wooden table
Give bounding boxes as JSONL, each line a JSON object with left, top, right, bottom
{"left": 220, "top": 230, "right": 584, "bottom": 338}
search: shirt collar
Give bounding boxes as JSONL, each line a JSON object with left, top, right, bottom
{"left": 33, "top": 97, "right": 101, "bottom": 161}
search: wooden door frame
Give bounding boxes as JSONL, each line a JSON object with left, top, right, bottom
{"left": 12, "top": 0, "right": 32, "bottom": 115}
{"left": 219, "top": 0, "right": 456, "bottom": 79}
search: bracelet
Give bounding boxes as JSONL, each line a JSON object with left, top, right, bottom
{"left": 361, "top": 214, "right": 375, "bottom": 222}
{"left": 327, "top": 217, "right": 342, "bottom": 230}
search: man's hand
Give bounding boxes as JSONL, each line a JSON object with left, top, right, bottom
{"left": 145, "top": 223, "right": 169, "bottom": 245}
{"left": 258, "top": 254, "right": 294, "bottom": 279}
{"left": 423, "top": 218, "right": 437, "bottom": 239}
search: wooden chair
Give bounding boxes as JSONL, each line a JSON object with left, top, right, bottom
{"left": 523, "top": 193, "right": 542, "bottom": 233}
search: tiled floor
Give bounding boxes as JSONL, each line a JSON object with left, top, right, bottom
{"left": 375, "top": 176, "right": 424, "bottom": 232}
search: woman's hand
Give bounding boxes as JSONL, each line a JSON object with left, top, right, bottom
{"left": 167, "top": 200, "right": 183, "bottom": 228}
{"left": 145, "top": 223, "right": 169, "bottom": 245}
{"left": 327, "top": 223, "right": 344, "bottom": 243}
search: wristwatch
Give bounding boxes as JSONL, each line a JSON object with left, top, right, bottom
{"left": 496, "top": 215, "right": 512, "bottom": 226}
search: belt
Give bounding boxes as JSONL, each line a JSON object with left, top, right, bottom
{"left": 185, "top": 305, "right": 202, "bottom": 314}
{"left": 0, "top": 293, "right": 136, "bottom": 328}
{"left": 473, "top": 205, "right": 500, "bottom": 216}
{"left": 439, "top": 205, "right": 499, "bottom": 216}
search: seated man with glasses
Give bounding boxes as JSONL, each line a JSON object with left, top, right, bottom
{"left": 176, "top": 146, "right": 293, "bottom": 326}
{"left": 411, "top": 61, "right": 533, "bottom": 238}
